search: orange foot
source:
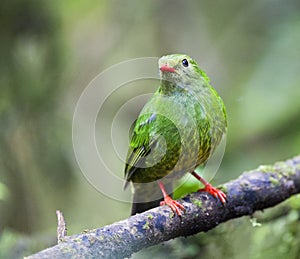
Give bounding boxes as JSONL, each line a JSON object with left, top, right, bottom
{"left": 160, "top": 195, "right": 185, "bottom": 216}
{"left": 158, "top": 181, "right": 185, "bottom": 216}
{"left": 199, "top": 183, "right": 227, "bottom": 204}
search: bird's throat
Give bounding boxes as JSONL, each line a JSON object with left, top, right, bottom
{"left": 159, "top": 79, "right": 187, "bottom": 95}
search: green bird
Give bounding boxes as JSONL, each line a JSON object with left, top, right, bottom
{"left": 124, "top": 54, "right": 227, "bottom": 216}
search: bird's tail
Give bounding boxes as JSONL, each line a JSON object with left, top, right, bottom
{"left": 130, "top": 181, "right": 173, "bottom": 215}
{"left": 131, "top": 197, "right": 161, "bottom": 215}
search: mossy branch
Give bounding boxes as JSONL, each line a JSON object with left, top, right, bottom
{"left": 27, "top": 155, "right": 300, "bottom": 259}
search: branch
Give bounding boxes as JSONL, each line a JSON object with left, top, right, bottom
{"left": 27, "top": 155, "right": 300, "bottom": 259}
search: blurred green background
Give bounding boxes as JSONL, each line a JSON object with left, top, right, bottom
{"left": 0, "top": 0, "right": 300, "bottom": 258}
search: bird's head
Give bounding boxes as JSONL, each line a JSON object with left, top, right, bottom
{"left": 158, "top": 54, "right": 210, "bottom": 86}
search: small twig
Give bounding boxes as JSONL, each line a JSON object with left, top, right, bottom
{"left": 56, "top": 210, "right": 67, "bottom": 243}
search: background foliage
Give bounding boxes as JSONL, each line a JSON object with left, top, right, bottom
{"left": 0, "top": 0, "right": 299, "bottom": 258}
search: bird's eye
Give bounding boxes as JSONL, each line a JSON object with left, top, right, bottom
{"left": 182, "top": 59, "right": 189, "bottom": 67}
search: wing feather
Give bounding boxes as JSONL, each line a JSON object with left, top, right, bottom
{"left": 123, "top": 113, "right": 157, "bottom": 189}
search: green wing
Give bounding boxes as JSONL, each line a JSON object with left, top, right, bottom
{"left": 124, "top": 113, "right": 157, "bottom": 189}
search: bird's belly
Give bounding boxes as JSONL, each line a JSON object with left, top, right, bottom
{"left": 130, "top": 130, "right": 210, "bottom": 183}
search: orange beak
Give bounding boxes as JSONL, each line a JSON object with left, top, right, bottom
{"left": 160, "top": 65, "right": 176, "bottom": 73}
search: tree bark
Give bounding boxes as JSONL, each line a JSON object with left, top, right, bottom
{"left": 26, "top": 155, "right": 300, "bottom": 259}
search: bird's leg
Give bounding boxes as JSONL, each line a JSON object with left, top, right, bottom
{"left": 191, "top": 171, "right": 227, "bottom": 204}
{"left": 158, "top": 181, "right": 185, "bottom": 216}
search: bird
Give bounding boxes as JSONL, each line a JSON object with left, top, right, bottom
{"left": 124, "top": 54, "right": 227, "bottom": 216}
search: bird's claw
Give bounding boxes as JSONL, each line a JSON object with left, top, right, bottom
{"left": 160, "top": 195, "right": 185, "bottom": 216}
{"left": 199, "top": 184, "right": 227, "bottom": 204}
